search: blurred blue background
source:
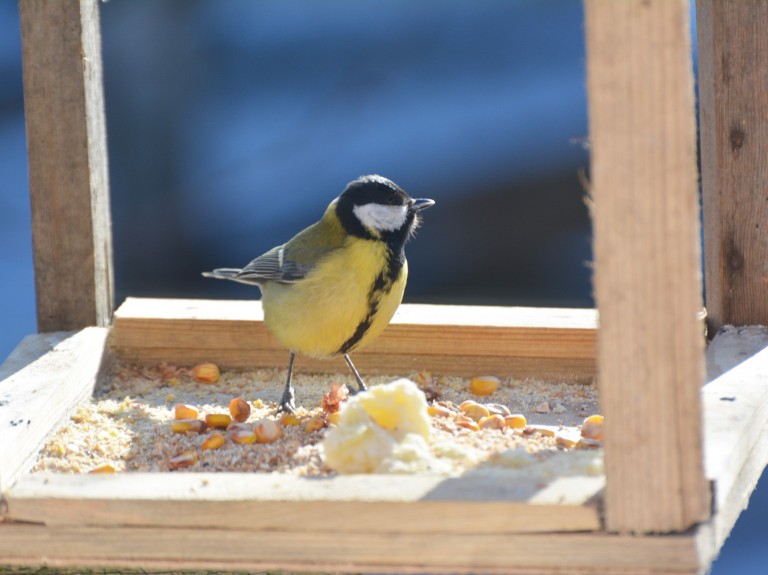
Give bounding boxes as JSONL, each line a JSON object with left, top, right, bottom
{"left": 0, "top": 1, "right": 765, "bottom": 572}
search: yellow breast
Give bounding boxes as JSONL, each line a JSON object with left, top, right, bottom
{"left": 260, "top": 238, "right": 407, "bottom": 359}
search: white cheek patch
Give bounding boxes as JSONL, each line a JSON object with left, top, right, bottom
{"left": 353, "top": 203, "right": 408, "bottom": 232}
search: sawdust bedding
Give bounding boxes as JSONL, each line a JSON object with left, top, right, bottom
{"left": 32, "top": 362, "right": 603, "bottom": 477}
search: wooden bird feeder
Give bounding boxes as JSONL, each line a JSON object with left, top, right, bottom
{"left": 2, "top": 1, "right": 768, "bottom": 573}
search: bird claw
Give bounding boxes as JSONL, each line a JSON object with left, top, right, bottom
{"left": 345, "top": 382, "right": 367, "bottom": 396}
{"left": 277, "top": 400, "right": 296, "bottom": 415}
{"left": 277, "top": 385, "right": 296, "bottom": 415}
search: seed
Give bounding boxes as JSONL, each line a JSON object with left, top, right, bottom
{"left": 534, "top": 401, "right": 551, "bottom": 414}
{"left": 486, "top": 403, "right": 511, "bottom": 416}
{"left": 229, "top": 397, "right": 251, "bottom": 423}
{"left": 427, "top": 404, "right": 453, "bottom": 418}
{"left": 478, "top": 414, "right": 506, "bottom": 430}
{"left": 230, "top": 428, "right": 258, "bottom": 444}
{"left": 326, "top": 411, "right": 342, "bottom": 425}
{"left": 174, "top": 404, "right": 199, "bottom": 420}
{"left": 201, "top": 432, "right": 226, "bottom": 451}
{"left": 303, "top": 415, "right": 327, "bottom": 433}
{"left": 205, "top": 413, "right": 232, "bottom": 429}
{"left": 171, "top": 419, "right": 207, "bottom": 434}
{"left": 504, "top": 414, "right": 528, "bottom": 429}
{"left": 576, "top": 438, "right": 602, "bottom": 449}
{"left": 469, "top": 375, "right": 500, "bottom": 396}
{"left": 168, "top": 450, "right": 198, "bottom": 470}
{"left": 279, "top": 413, "right": 301, "bottom": 426}
{"left": 459, "top": 400, "right": 490, "bottom": 422}
{"left": 524, "top": 426, "right": 555, "bottom": 438}
{"left": 191, "top": 362, "right": 220, "bottom": 384}
{"left": 88, "top": 464, "right": 116, "bottom": 474}
{"left": 581, "top": 414, "right": 604, "bottom": 441}
{"left": 253, "top": 419, "right": 283, "bottom": 443}
{"left": 456, "top": 414, "right": 480, "bottom": 431}
{"left": 556, "top": 435, "right": 577, "bottom": 449}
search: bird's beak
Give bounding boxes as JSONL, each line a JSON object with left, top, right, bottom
{"left": 410, "top": 198, "right": 435, "bottom": 212}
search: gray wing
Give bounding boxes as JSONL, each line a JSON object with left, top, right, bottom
{"left": 202, "top": 245, "right": 315, "bottom": 286}
{"left": 237, "top": 245, "right": 314, "bottom": 284}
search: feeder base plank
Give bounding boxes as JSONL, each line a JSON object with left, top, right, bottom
{"left": 112, "top": 298, "right": 597, "bottom": 381}
{"left": 5, "top": 472, "right": 603, "bottom": 535}
{"left": 0, "top": 523, "right": 700, "bottom": 575}
{"left": 0, "top": 328, "right": 111, "bottom": 493}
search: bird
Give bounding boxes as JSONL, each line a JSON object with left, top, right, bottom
{"left": 203, "top": 175, "right": 434, "bottom": 414}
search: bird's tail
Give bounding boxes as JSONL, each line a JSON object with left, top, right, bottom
{"left": 202, "top": 268, "right": 241, "bottom": 280}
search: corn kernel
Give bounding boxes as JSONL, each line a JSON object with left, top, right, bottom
{"left": 229, "top": 397, "right": 251, "bottom": 423}
{"left": 576, "top": 438, "right": 602, "bottom": 449}
{"left": 534, "top": 401, "right": 551, "bottom": 414}
{"left": 524, "top": 425, "right": 555, "bottom": 438}
{"left": 427, "top": 404, "right": 453, "bottom": 418}
{"left": 556, "top": 435, "right": 578, "bottom": 449}
{"left": 459, "top": 400, "right": 490, "bottom": 422}
{"left": 303, "top": 415, "right": 327, "bottom": 433}
{"left": 230, "top": 428, "right": 258, "bottom": 444}
{"left": 326, "top": 411, "right": 342, "bottom": 425}
{"left": 581, "top": 414, "right": 604, "bottom": 441}
{"left": 504, "top": 414, "right": 527, "bottom": 429}
{"left": 205, "top": 413, "right": 232, "bottom": 429}
{"left": 168, "top": 450, "right": 198, "bottom": 470}
{"left": 456, "top": 414, "right": 480, "bottom": 431}
{"left": 201, "top": 432, "right": 226, "bottom": 451}
{"left": 165, "top": 394, "right": 175, "bottom": 403}
{"left": 254, "top": 419, "right": 283, "bottom": 443}
{"left": 174, "top": 404, "right": 199, "bottom": 420}
{"left": 469, "top": 375, "right": 500, "bottom": 396}
{"left": 171, "top": 419, "right": 207, "bottom": 434}
{"left": 486, "top": 403, "right": 511, "bottom": 416}
{"left": 279, "top": 413, "right": 301, "bottom": 426}
{"left": 88, "top": 464, "right": 116, "bottom": 474}
{"left": 252, "top": 399, "right": 264, "bottom": 409}
{"left": 191, "top": 362, "right": 220, "bottom": 384}
{"left": 478, "top": 414, "right": 506, "bottom": 430}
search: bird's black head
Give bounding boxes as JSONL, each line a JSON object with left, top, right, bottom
{"left": 335, "top": 175, "right": 434, "bottom": 253}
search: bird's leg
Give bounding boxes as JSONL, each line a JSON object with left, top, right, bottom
{"left": 277, "top": 351, "right": 297, "bottom": 414}
{"left": 343, "top": 354, "right": 367, "bottom": 395}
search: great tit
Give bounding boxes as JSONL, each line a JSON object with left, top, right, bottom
{"left": 203, "top": 175, "right": 434, "bottom": 413}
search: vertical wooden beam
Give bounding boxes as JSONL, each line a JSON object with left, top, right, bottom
{"left": 586, "top": 0, "right": 710, "bottom": 533}
{"left": 19, "top": 0, "right": 114, "bottom": 332}
{"left": 697, "top": 1, "right": 768, "bottom": 330}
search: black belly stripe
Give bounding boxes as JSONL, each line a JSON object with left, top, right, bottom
{"left": 338, "top": 256, "right": 400, "bottom": 355}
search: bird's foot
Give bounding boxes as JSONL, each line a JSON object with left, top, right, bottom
{"left": 277, "top": 399, "right": 296, "bottom": 415}
{"left": 345, "top": 381, "right": 368, "bottom": 396}
{"left": 277, "top": 386, "right": 296, "bottom": 415}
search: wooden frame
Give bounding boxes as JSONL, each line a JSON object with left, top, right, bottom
{"left": 2, "top": 1, "right": 768, "bottom": 573}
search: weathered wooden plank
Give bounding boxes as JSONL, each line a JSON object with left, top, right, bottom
{"left": 697, "top": 1, "right": 768, "bottom": 330}
{"left": 585, "top": 0, "right": 709, "bottom": 533}
{"left": 19, "top": 0, "right": 113, "bottom": 332}
{"left": 697, "top": 329, "right": 768, "bottom": 566}
{"left": 112, "top": 298, "right": 598, "bottom": 380}
{"left": 0, "top": 332, "right": 73, "bottom": 382}
{"left": 0, "top": 523, "right": 700, "bottom": 575}
{"left": 0, "top": 328, "right": 111, "bottom": 494}
{"left": 5, "top": 472, "right": 603, "bottom": 534}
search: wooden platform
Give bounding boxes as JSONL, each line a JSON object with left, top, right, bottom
{"left": 1, "top": 304, "right": 767, "bottom": 574}
{"left": 8, "top": 0, "right": 768, "bottom": 572}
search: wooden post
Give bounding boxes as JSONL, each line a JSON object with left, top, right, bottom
{"left": 697, "top": 1, "right": 768, "bottom": 330}
{"left": 585, "top": 0, "right": 710, "bottom": 533}
{"left": 19, "top": 0, "right": 114, "bottom": 332}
